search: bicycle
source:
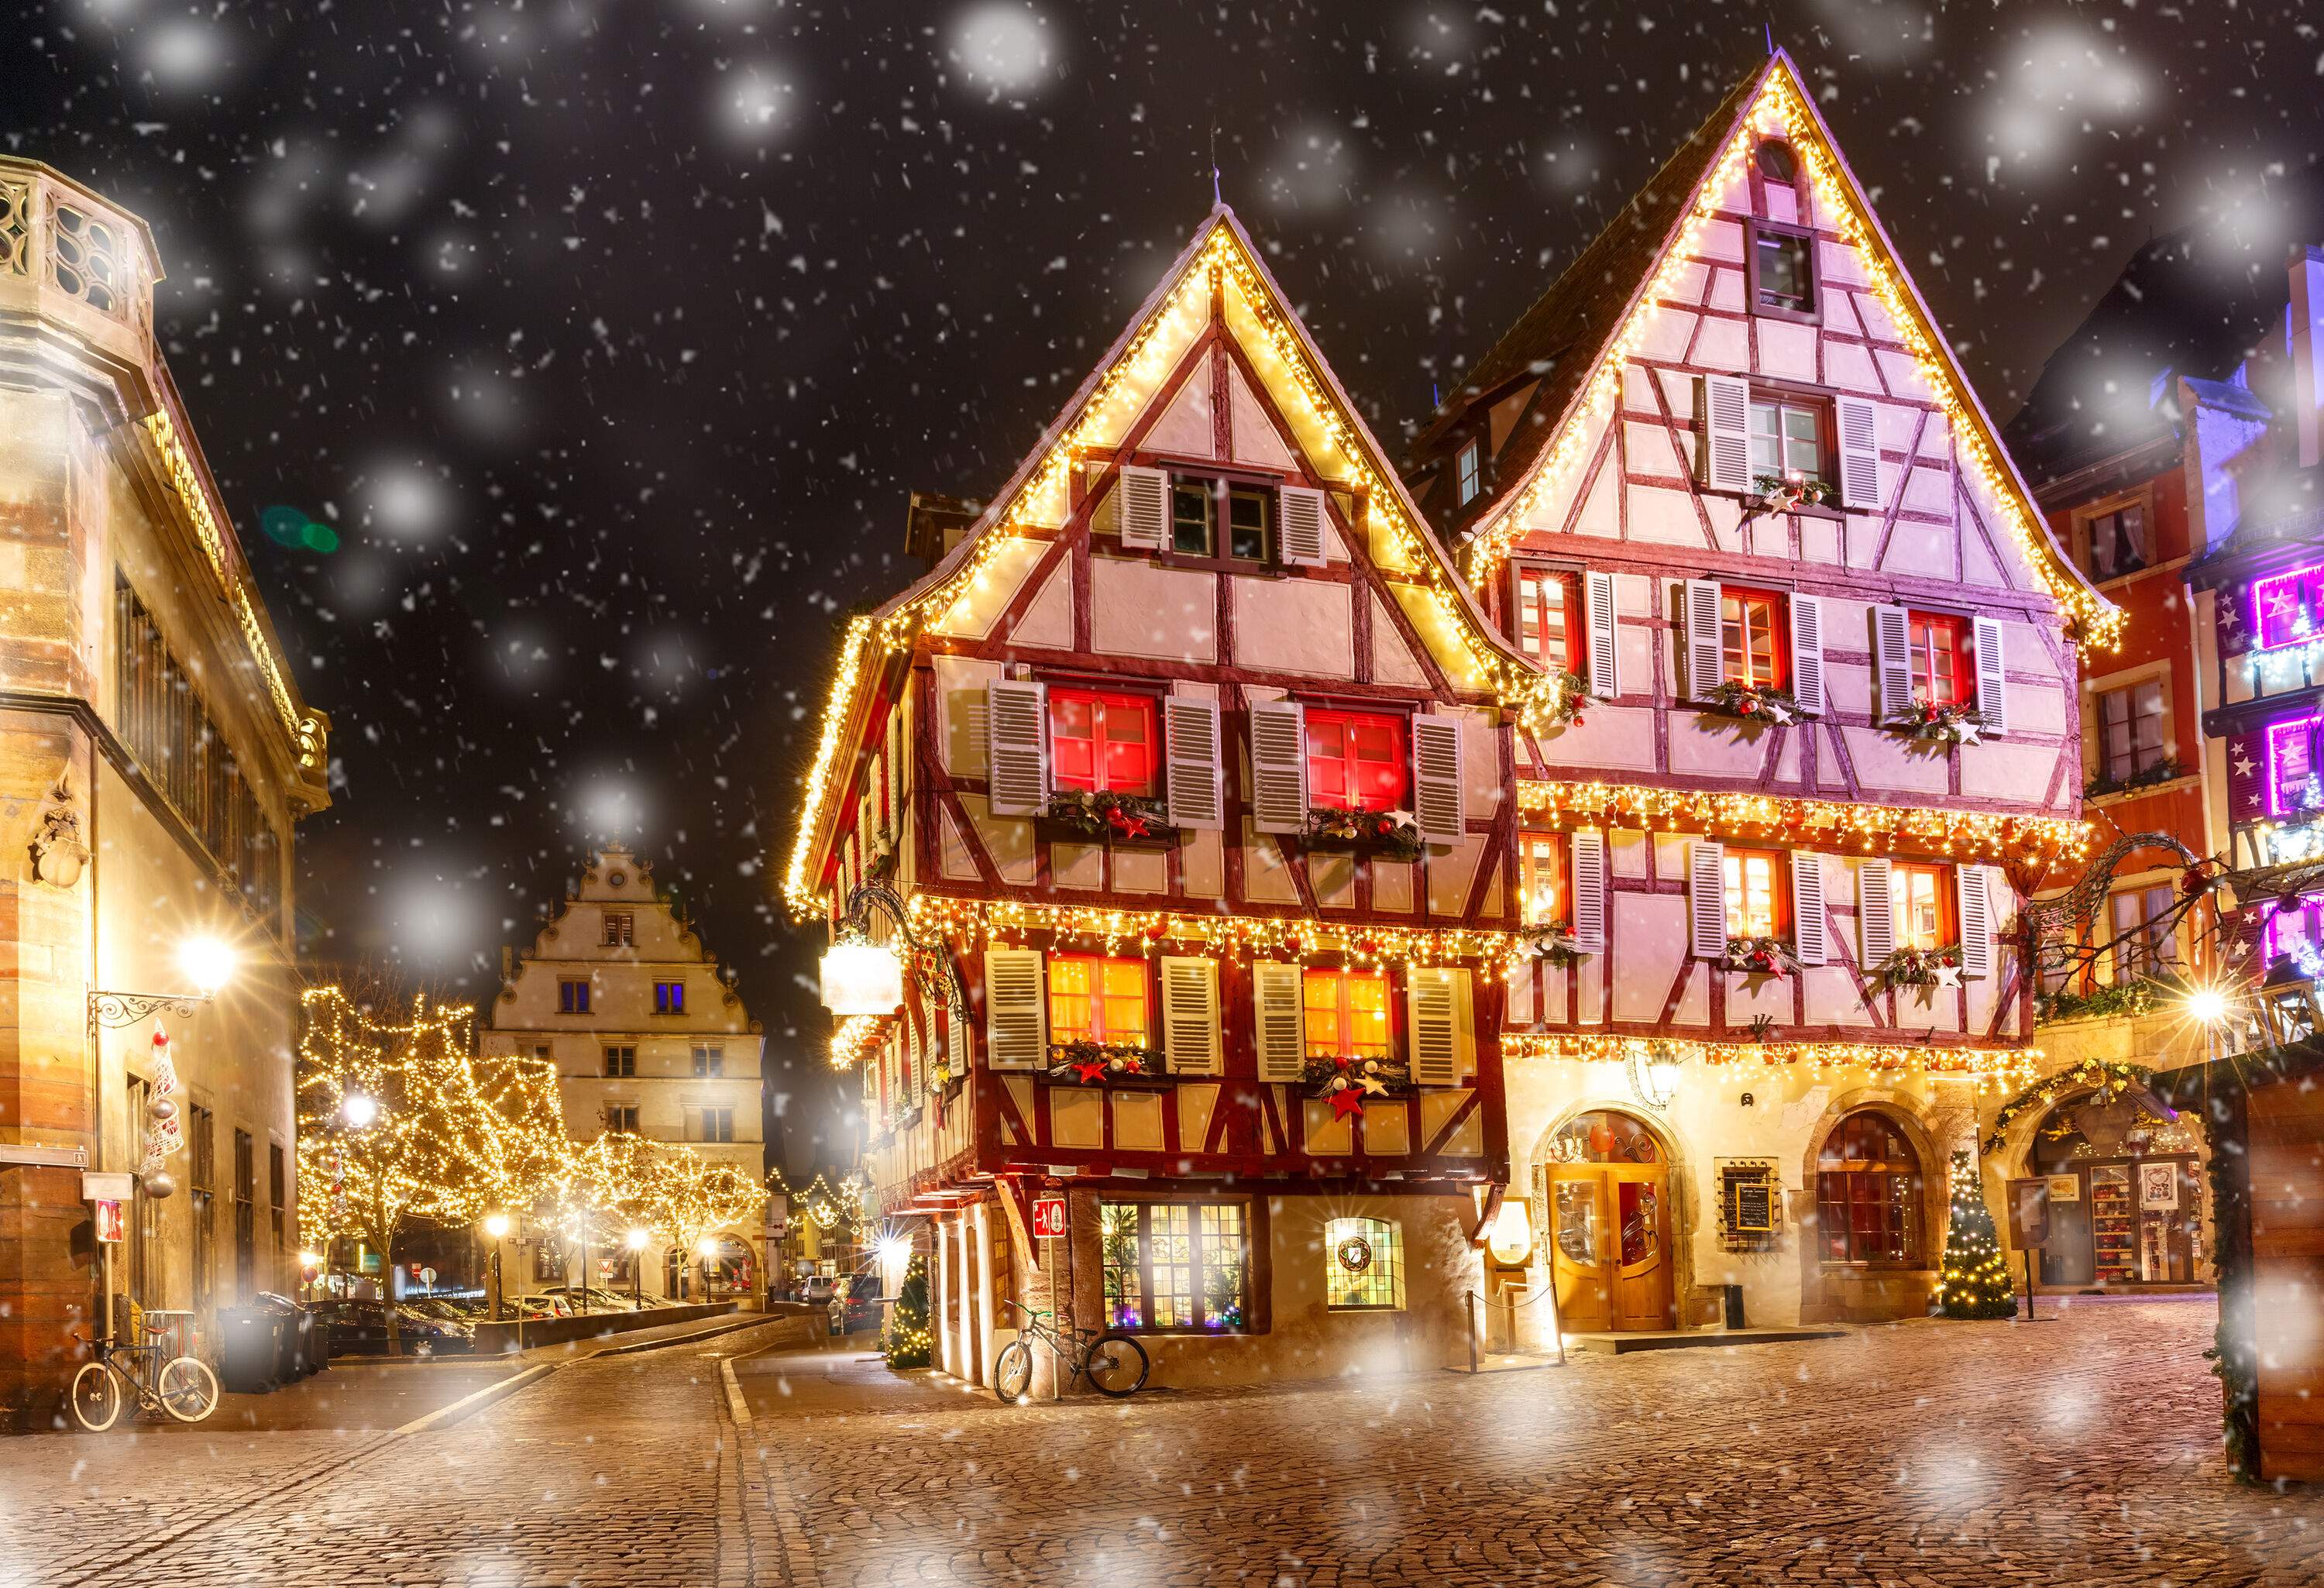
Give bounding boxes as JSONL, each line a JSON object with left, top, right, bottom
{"left": 68, "top": 1325, "right": 220, "bottom": 1432}
{"left": 992, "top": 1299, "right": 1149, "bottom": 1403}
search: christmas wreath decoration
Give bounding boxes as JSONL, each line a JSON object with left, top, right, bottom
{"left": 1045, "top": 1040, "right": 1167, "bottom": 1086}
{"left": 1037, "top": 789, "right": 1179, "bottom": 846}
{"left": 1305, "top": 805, "right": 1423, "bottom": 861}
{"left": 1888, "top": 698, "right": 1988, "bottom": 746}
{"left": 1703, "top": 679, "right": 1804, "bottom": 727}
{"left": 1724, "top": 935, "right": 1800, "bottom": 978}
{"left": 1752, "top": 471, "right": 1838, "bottom": 510}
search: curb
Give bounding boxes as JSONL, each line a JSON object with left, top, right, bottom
{"left": 721, "top": 1355, "right": 752, "bottom": 1429}
{"left": 394, "top": 1362, "right": 556, "bottom": 1435}
{"left": 584, "top": 1314, "right": 804, "bottom": 1359}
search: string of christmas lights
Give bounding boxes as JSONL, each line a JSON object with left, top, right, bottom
{"left": 1931, "top": 1147, "right": 2018, "bottom": 1318}
{"left": 1502, "top": 1032, "right": 2042, "bottom": 1085}
{"left": 1517, "top": 779, "right": 2090, "bottom": 861}
{"left": 1459, "top": 65, "right": 2122, "bottom": 652}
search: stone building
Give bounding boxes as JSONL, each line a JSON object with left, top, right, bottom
{"left": 480, "top": 846, "right": 767, "bottom": 1302}
{"left": 0, "top": 158, "right": 332, "bottom": 1425}
{"left": 1404, "top": 53, "right": 2106, "bottom": 1330}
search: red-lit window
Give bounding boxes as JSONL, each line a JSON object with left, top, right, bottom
{"left": 1722, "top": 848, "right": 1789, "bottom": 938}
{"left": 1302, "top": 968, "right": 1391, "bottom": 1063}
{"left": 1909, "top": 614, "right": 1971, "bottom": 707}
{"left": 1050, "top": 689, "right": 1158, "bottom": 797}
{"left": 1513, "top": 568, "right": 1573, "bottom": 669}
{"left": 1047, "top": 957, "right": 1150, "bottom": 1047}
{"left": 1721, "top": 588, "right": 1786, "bottom": 688}
{"left": 1305, "top": 709, "right": 1408, "bottom": 812}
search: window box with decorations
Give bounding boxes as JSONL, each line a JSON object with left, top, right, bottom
{"left": 1303, "top": 1054, "right": 1415, "bottom": 1113}
{"left": 1700, "top": 679, "right": 1805, "bottom": 727}
{"left": 1032, "top": 790, "right": 1181, "bottom": 850}
{"left": 887, "top": 1100, "right": 924, "bottom": 1136}
{"left": 1045, "top": 1041, "right": 1174, "bottom": 1088}
{"left": 2083, "top": 756, "right": 2185, "bottom": 802}
{"left": 1303, "top": 805, "right": 1423, "bottom": 862}
{"left": 1523, "top": 921, "right": 1594, "bottom": 968}
{"left": 1888, "top": 699, "right": 1989, "bottom": 747}
{"left": 1724, "top": 935, "right": 1802, "bottom": 978}
{"left": 1869, "top": 943, "right": 1964, "bottom": 993}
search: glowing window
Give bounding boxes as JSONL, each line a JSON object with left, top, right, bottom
{"left": 1521, "top": 834, "right": 1566, "bottom": 927}
{"left": 1720, "top": 588, "right": 1786, "bottom": 688}
{"left": 2252, "top": 563, "right": 2324, "bottom": 651}
{"left": 1909, "top": 614, "right": 1971, "bottom": 707}
{"left": 1099, "top": 1200, "right": 1248, "bottom": 1333}
{"left": 1305, "top": 709, "right": 1407, "bottom": 813}
{"left": 1721, "top": 849, "right": 1786, "bottom": 939}
{"left": 1514, "top": 568, "right": 1573, "bottom": 669}
{"left": 1302, "top": 968, "right": 1391, "bottom": 1063}
{"left": 1047, "top": 956, "right": 1150, "bottom": 1048}
{"left": 1050, "top": 689, "right": 1159, "bottom": 797}
{"left": 1889, "top": 864, "right": 1953, "bottom": 950}
{"left": 1747, "top": 399, "right": 1824, "bottom": 484}
{"left": 1324, "top": 1217, "right": 1405, "bottom": 1311}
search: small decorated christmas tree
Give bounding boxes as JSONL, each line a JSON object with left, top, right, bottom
{"left": 1931, "top": 1148, "right": 2018, "bottom": 1319}
{"left": 884, "top": 1253, "right": 933, "bottom": 1368}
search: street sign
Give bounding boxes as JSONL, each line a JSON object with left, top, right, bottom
{"left": 1032, "top": 1194, "right": 1067, "bottom": 1240}
{"left": 82, "top": 1170, "right": 134, "bottom": 1202}
{"left": 92, "top": 1201, "right": 124, "bottom": 1243}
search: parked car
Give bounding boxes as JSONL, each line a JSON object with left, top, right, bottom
{"left": 512, "top": 1293, "right": 574, "bottom": 1319}
{"left": 393, "top": 1304, "right": 476, "bottom": 1355}
{"left": 540, "top": 1284, "right": 641, "bottom": 1313}
{"left": 829, "top": 1275, "right": 882, "bottom": 1335}
{"left": 795, "top": 1275, "right": 837, "bottom": 1306}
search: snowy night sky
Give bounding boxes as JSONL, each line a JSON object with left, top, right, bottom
{"left": 5, "top": 0, "right": 2317, "bottom": 1170}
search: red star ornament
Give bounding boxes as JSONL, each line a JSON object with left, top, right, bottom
{"left": 1329, "top": 1084, "right": 1367, "bottom": 1121}
{"left": 1073, "top": 1060, "right": 1108, "bottom": 1084}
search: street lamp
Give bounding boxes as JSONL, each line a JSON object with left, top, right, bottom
{"left": 342, "top": 1093, "right": 380, "bottom": 1129}
{"left": 483, "top": 1212, "right": 511, "bottom": 1321}
{"left": 626, "top": 1228, "right": 649, "bottom": 1309}
{"left": 87, "top": 933, "right": 240, "bottom": 1034}
{"left": 696, "top": 1236, "right": 720, "bottom": 1302}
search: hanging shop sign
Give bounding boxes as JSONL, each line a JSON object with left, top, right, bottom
{"left": 82, "top": 1171, "right": 135, "bottom": 1202}
{"left": 1032, "top": 1195, "right": 1067, "bottom": 1241}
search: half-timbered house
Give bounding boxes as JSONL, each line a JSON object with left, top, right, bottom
{"left": 1404, "top": 53, "right": 2110, "bottom": 1331}
{"left": 790, "top": 209, "right": 1562, "bottom": 1389}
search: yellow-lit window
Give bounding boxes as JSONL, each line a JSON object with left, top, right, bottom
{"left": 1324, "top": 1216, "right": 1406, "bottom": 1311}
{"left": 1303, "top": 968, "right": 1391, "bottom": 1062}
{"left": 1522, "top": 834, "right": 1566, "bottom": 926}
{"left": 1047, "top": 956, "right": 1150, "bottom": 1047}
{"left": 1722, "top": 849, "right": 1786, "bottom": 938}
{"left": 1889, "top": 864, "right": 1953, "bottom": 950}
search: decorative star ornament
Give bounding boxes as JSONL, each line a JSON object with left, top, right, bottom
{"left": 1074, "top": 1060, "right": 1108, "bottom": 1084}
{"left": 1934, "top": 964, "right": 1963, "bottom": 990}
{"left": 1357, "top": 1074, "right": 1391, "bottom": 1096}
{"left": 2235, "top": 755, "right": 2257, "bottom": 779}
{"left": 1330, "top": 1085, "right": 1367, "bottom": 1120}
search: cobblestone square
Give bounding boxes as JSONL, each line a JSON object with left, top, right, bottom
{"left": 0, "top": 1302, "right": 2315, "bottom": 1586}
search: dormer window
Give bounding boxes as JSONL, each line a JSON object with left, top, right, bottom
{"left": 1748, "top": 222, "right": 1816, "bottom": 319}
{"left": 1455, "top": 440, "right": 1483, "bottom": 506}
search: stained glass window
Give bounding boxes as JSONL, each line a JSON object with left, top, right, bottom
{"left": 1324, "top": 1216, "right": 1404, "bottom": 1311}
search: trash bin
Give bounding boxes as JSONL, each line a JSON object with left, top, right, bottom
{"left": 217, "top": 1307, "right": 284, "bottom": 1394}
{"left": 1721, "top": 1284, "right": 1748, "bottom": 1330}
{"left": 284, "top": 1306, "right": 322, "bottom": 1379}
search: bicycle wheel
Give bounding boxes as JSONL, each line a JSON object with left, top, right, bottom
{"left": 992, "top": 1339, "right": 1033, "bottom": 1404}
{"left": 1085, "top": 1332, "right": 1149, "bottom": 1398}
{"left": 156, "top": 1356, "right": 220, "bottom": 1423}
{"left": 69, "top": 1363, "right": 121, "bottom": 1433}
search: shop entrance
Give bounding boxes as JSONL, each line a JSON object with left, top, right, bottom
{"left": 1545, "top": 1110, "right": 1675, "bottom": 1332}
{"left": 2029, "top": 1088, "right": 2205, "bottom": 1287}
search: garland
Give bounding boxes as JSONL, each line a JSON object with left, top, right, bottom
{"left": 1546, "top": 669, "right": 1601, "bottom": 729}
{"left": 1870, "top": 943, "right": 1963, "bottom": 992}
{"left": 2033, "top": 978, "right": 2157, "bottom": 1027}
{"left": 1724, "top": 935, "right": 1800, "bottom": 977}
{"left": 1703, "top": 679, "right": 1805, "bottom": 727}
{"left": 1889, "top": 699, "right": 1987, "bottom": 746}
{"left": 1046, "top": 1040, "right": 1166, "bottom": 1085}
{"left": 1978, "top": 1057, "right": 2149, "bottom": 1157}
{"left": 1038, "top": 789, "right": 1177, "bottom": 844}
{"left": 1305, "top": 804, "right": 1422, "bottom": 861}
{"left": 1752, "top": 471, "right": 1838, "bottom": 510}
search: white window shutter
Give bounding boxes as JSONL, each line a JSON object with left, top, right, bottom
{"left": 1958, "top": 866, "right": 1996, "bottom": 980}
{"left": 1789, "top": 594, "right": 1825, "bottom": 715}
{"left": 1872, "top": 604, "right": 1913, "bottom": 722}
{"left": 1277, "top": 485, "right": 1328, "bottom": 567}
{"left": 1688, "top": 840, "right": 1728, "bottom": 958}
{"left": 1407, "top": 968, "right": 1461, "bottom": 1086}
{"left": 1159, "top": 957, "right": 1220, "bottom": 1076}
{"left": 1252, "top": 961, "right": 1306, "bottom": 1081}
{"left": 1247, "top": 699, "right": 1308, "bottom": 834}
{"left": 1790, "top": 850, "right": 1827, "bottom": 966}
{"left": 985, "top": 679, "right": 1049, "bottom": 816}
{"left": 1116, "top": 464, "right": 1170, "bottom": 551}
{"left": 1836, "top": 397, "right": 1881, "bottom": 510}
{"left": 1856, "top": 858, "right": 1896, "bottom": 967}
{"left": 1684, "top": 579, "right": 1725, "bottom": 699}
{"left": 1700, "top": 374, "right": 1752, "bottom": 493}
{"left": 1584, "top": 570, "right": 1620, "bottom": 698}
{"left": 1974, "top": 616, "right": 2009, "bottom": 733}
{"left": 1569, "top": 829, "right": 1607, "bottom": 950}
{"left": 1411, "top": 714, "right": 1465, "bottom": 844}
{"left": 982, "top": 948, "right": 1047, "bottom": 1070}
{"left": 1164, "top": 696, "right": 1225, "bottom": 831}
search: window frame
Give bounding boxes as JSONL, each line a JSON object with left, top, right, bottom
{"left": 1455, "top": 440, "right": 1483, "bottom": 507}
{"left": 1521, "top": 832, "right": 1567, "bottom": 928}
{"left": 1745, "top": 218, "right": 1819, "bottom": 323}
{"left": 692, "top": 1043, "right": 725, "bottom": 1078}
{"left": 1889, "top": 862, "right": 1956, "bottom": 951}
{"left": 1323, "top": 1216, "right": 1408, "bottom": 1312}
{"left": 1165, "top": 473, "right": 1277, "bottom": 566}
{"left": 1047, "top": 685, "right": 1163, "bottom": 799}
{"left": 1511, "top": 564, "right": 1576, "bottom": 671}
{"left": 607, "top": 1103, "right": 641, "bottom": 1135}
{"left": 2109, "top": 885, "right": 2181, "bottom": 983}
{"left": 700, "top": 1106, "right": 735, "bottom": 1143}
{"left": 603, "top": 1044, "right": 637, "bottom": 1078}
{"left": 1719, "top": 586, "right": 1789, "bottom": 690}
{"left": 602, "top": 910, "right": 634, "bottom": 948}
{"left": 2094, "top": 675, "right": 2170, "bottom": 786}
{"left": 1097, "top": 1194, "right": 1264, "bottom": 1335}
{"left": 1745, "top": 394, "right": 1831, "bottom": 490}
{"left": 1906, "top": 612, "right": 1973, "bottom": 709}
{"left": 1814, "top": 1110, "right": 1923, "bottom": 1267}
{"left": 1303, "top": 706, "right": 1411, "bottom": 813}
{"left": 1721, "top": 847, "right": 1791, "bottom": 940}
{"left": 1046, "top": 954, "right": 1154, "bottom": 1050}
{"left": 654, "top": 981, "right": 686, "bottom": 1016}
{"left": 558, "top": 978, "right": 591, "bottom": 1016}
{"left": 2076, "top": 492, "right": 2154, "bottom": 586}
{"left": 2269, "top": 714, "right": 2320, "bottom": 816}
{"left": 1301, "top": 966, "right": 1394, "bottom": 1064}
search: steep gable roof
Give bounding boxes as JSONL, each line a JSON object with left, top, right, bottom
{"left": 1422, "top": 50, "right": 2119, "bottom": 648}
{"left": 783, "top": 205, "right": 1552, "bottom": 915}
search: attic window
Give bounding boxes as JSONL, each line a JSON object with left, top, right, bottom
{"left": 1455, "top": 441, "right": 1483, "bottom": 506}
{"left": 1748, "top": 222, "right": 1817, "bottom": 320}
{"left": 1755, "top": 140, "right": 1798, "bottom": 183}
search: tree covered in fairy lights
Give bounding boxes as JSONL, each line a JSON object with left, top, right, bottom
{"left": 1931, "top": 1149, "right": 2018, "bottom": 1320}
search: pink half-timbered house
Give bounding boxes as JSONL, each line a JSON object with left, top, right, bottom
{"left": 789, "top": 209, "right": 1561, "bottom": 1389}
{"left": 1405, "top": 53, "right": 2110, "bottom": 1331}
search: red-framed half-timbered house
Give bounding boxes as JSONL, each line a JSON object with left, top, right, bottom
{"left": 1404, "top": 53, "right": 2111, "bottom": 1331}
{"left": 788, "top": 208, "right": 1561, "bottom": 1390}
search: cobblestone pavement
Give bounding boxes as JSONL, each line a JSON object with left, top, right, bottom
{"left": 0, "top": 1303, "right": 2315, "bottom": 1586}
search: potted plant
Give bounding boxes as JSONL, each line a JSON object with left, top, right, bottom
{"left": 1305, "top": 805, "right": 1424, "bottom": 861}
{"left": 1702, "top": 679, "right": 1804, "bottom": 727}
{"left": 1033, "top": 789, "right": 1181, "bottom": 849}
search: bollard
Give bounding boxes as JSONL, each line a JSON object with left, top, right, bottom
{"left": 1466, "top": 1288, "right": 1480, "bottom": 1374}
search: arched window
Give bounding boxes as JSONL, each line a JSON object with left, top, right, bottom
{"left": 1323, "top": 1217, "right": 1404, "bottom": 1311}
{"left": 1816, "top": 1111, "right": 1922, "bottom": 1264}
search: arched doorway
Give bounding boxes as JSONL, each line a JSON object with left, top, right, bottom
{"left": 701, "top": 1234, "right": 757, "bottom": 1298}
{"left": 1543, "top": 1109, "right": 1674, "bottom": 1332}
{"left": 2030, "top": 1088, "right": 2205, "bottom": 1287}
{"left": 1804, "top": 1108, "right": 1936, "bottom": 1321}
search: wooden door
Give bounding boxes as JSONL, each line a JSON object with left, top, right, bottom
{"left": 1547, "top": 1168, "right": 1613, "bottom": 1333}
{"left": 1608, "top": 1164, "right": 1675, "bottom": 1331}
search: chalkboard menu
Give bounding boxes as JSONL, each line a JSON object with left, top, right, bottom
{"left": 1717, "top": 1158, "right": 1780, "bottom": 1251}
